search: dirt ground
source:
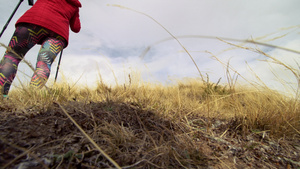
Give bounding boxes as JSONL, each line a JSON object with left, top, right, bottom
{"left": 0, "top": 100, "right": 299, "bottom": 169}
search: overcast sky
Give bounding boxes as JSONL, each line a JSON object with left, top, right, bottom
{"left": 0, "top": 0, "right": 299, "bottom": 96}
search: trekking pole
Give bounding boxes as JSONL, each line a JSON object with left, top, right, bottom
{"left": 28, "top": 0, "right": 34, "bottom": 6}
{"left": 54, "top": 50, "right": 63, "bottom": 83}
{"left": 0, "top": 0, "right": 24, "bottom": 38}
{"left": 0, "top": 0, "right": 34, "bottom": 38}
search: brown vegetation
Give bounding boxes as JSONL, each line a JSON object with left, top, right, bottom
{"left": 0, "top": 6, "right": 299, "bottom": 168}
{"left": 0, "top": 78, "right": 299, "bottom": 168}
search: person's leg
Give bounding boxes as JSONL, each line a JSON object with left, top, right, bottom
{"left": 30, "top": 37, "right": 66, "bottom": 88}
{"left": 0, "top": 24, "right": 46, "bottom": 95}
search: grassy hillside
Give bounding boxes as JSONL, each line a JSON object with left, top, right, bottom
{"left": 1, "top": 5, "right": 299, "bottom": 168}
{"left": 0, "top": 78, "right": 299, "bottom": 168}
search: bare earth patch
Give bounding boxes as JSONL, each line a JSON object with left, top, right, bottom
{"left": 0, "top": 100, "right": 299, "bottom": 168}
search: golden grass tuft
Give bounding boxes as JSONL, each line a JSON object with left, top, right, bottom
{"left": 10, "top": 76, "right": 300, "bottom": 139}
{"left": 2, "top": 75, "right": 299, "bottom": 168}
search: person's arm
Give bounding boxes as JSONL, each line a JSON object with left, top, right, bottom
{"left": 70, "top": 10, "right": 81, "bottom": 33}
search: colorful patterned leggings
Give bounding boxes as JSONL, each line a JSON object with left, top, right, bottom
{"left": 0, "top": 23, "right": 66, "bottom": 95}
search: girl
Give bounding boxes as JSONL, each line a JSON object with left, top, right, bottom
{"left": 0, "top": 0, "right": 81, "bottom": 97}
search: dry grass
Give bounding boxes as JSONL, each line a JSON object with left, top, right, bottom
{"left": 2, "top": 75, "right": 299, "bottom": 168}
{"left": 1, "top": 5, "right": 299, "bottom": 168}
{"left": 2, "top": 31, "right": 300, "bottom": 168}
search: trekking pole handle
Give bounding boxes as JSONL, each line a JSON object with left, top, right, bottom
{"left": 28, "top": 0, "right": 34, "bottom": 6}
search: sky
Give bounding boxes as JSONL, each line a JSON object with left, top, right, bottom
{"left": 0, "top": 0, "right": 299, "bottom": 96}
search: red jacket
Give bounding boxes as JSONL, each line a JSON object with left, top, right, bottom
{"left": 16, "top": 0, "right": 81, "bottom": 46}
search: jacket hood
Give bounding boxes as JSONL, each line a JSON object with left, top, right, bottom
{"left": 66, "top": 0, "right": 82, "bottom": 7}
